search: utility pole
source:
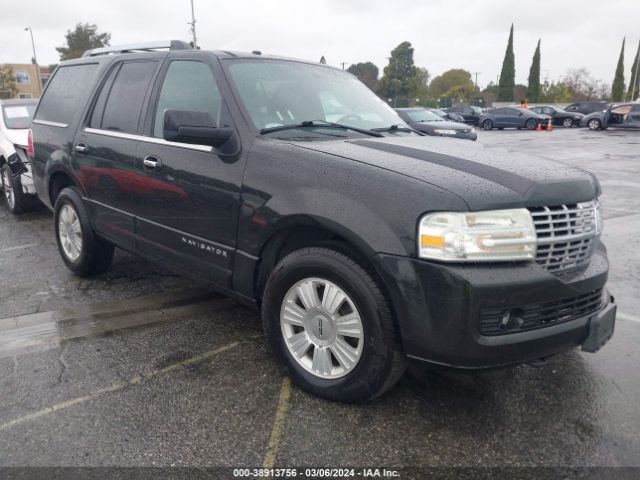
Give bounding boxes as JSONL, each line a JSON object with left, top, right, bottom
{"left": 188, "top": 0, "right": 198, "bottom": 49}
{"left": 24, "top": 27, "right": 41, "bottom": 96}
{"left": 339, "top": 62, "right": 349, "bottom": 70}
{"left": 473, "top": 72, "right": 481, "bottom": 90}
{"left": 387, "top": 56, "right": 397, "bottom": 107}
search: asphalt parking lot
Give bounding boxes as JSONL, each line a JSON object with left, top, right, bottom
{"left": 1, "top": 128, "right": 639, "bottom": 475}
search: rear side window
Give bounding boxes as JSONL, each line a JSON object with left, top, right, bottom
{"left": 35, "top": 64, "right": 98, "bottom": 125}
{"left": 98, "top": 61, "right": 157, "bottom": 134}
{"left": 153, "top": 61, "right": 221, "bottom": 138}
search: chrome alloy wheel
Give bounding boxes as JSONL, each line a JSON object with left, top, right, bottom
{"left": 280, "top": 277, "right": 364, "bottom": 379}
{"left": 58, "top": 204, "right": 83, "bottom": 262}
{"left": 2, "top": 168, "right": 14, "bottom": 209}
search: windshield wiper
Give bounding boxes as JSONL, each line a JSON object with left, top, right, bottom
{"left": 371, "top": 124, "right": 425, "bottom": 135}
{"left": 260, "top": 120, "right": 383, "bottom": 137}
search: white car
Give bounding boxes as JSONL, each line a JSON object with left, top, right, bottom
{"left": 0, "top": 98, "right": 38, "bottom": 213}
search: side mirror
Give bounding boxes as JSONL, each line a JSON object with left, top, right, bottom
{"left": 163, "top": 109, "right": 233, "bottom": 148}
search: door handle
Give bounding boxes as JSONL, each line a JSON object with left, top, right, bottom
{"left": 143, "top": 155, "right": 162, "bottom": 172}
{"left": 75, "top": 142, "right": 89, "bottom": 154}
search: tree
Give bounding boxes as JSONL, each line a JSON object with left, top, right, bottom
{"left": 540, "top": 82, "right": 573, "bottom": 103}
{"left": 497, "top": 24, "right": 515, "bottom": 101}
{"left": 429, "top": 69, "right": 474, "bottom": 97}
{"left": 56, "top": 23, "right": 111, "bottom": 60}
{"left": 611, "top": 37, "right": 626, "bottom": 101}
{"left": 377, "top": 42, "right": 417, "bottom": 106}
{"left": 480, "top": 82, "right": 499, "bottom": 106}
{"left": 411, "top": 67, "right": 431, "bottom": 103}
{"left": 627, "top": 40, "right": 640, "bottom": 101}
{"left": 0, "top": 65, "right": 18, "bottom": 99}
{"left": 347, "top": 62, "right": 379, "bottom": 91}
{"left": 526, "top": 39, "right": 541, "bottom": 103}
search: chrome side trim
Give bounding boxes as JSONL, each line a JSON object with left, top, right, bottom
{"left": 83, "top": 128, "right": 213, "bottom": 153}
{"left": 32, "top": 119, "right": 68, "bottom": 128}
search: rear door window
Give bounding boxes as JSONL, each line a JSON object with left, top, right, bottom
{"left": 152, "top": 61, "right": 221, "bottom": 138}
{"left": 98, "top": 61, "right": 158, "bottom": 134}
{"left": 35, "top": 64, "right": 98, "bottom": 125}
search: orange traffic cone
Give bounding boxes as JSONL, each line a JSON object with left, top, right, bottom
{"left": 536, "top": 122, "right": 542, "bottom": 132}
{"left": 546, "top": 119, "right": 553, "bottom": 132}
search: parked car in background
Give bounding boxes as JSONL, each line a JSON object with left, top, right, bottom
{"left": 580, "top": 103, "right": 640, "bottom": 130}
{"left": 444, "top": 105, "right": 482, "bottom": 125}
{"left": 564, "top": 101, "right": 608, "bottom": 116}
{"left": 529, "top": 105, "right": 584, "bottom": 128}
{"left": 478, "top": 107, "right": 549, "bottom": 130}
{"left": 395, "top": 108, "right": 477, "bottom": 140}
{"left": 427, "top": 108, "right": 465, "bottom": 123}
{"left": 0, "top": 98, "right": 39, "bottom": 213}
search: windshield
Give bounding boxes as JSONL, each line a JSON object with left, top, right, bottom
{"left": 226, "top": 60, "right": 405, "bottom": 135}
{"left": 405, "top": 109, "right": 442, "bottom": 122}
{"left": 2, "top": 104, "right": 36, "bottom": 130}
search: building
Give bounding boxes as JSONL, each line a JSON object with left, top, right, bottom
{"left": 0, "top": 63, "right": 51, "bottom": 99}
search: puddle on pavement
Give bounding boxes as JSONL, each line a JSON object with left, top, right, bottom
{"left": 0, "top": 288, "right": 236, "bottom": 358}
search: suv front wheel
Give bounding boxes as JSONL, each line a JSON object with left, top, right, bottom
{"left": 54, "top": 187, "right": 115, "bottom": 277}
{"left": 262, "top": 247, "right": 406, "bottom": 403}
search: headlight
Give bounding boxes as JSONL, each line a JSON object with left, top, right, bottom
{"left": 418, "top": 209, "right": 537, "bottom": 261}
{"left": 433, "top": 129, "right": 458, "bottom": 135}
{"left": 470, "top": 127, "right": 476, "bottom": 134}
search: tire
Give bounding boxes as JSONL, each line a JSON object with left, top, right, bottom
{"left": 1, "top": 164, "right": 36, "bottom": 214}
{"left": 482, "top": 119, "right": 493, "bottom": 131}
{"left": 525, "top": 118, "right": 538, "bottom": 130}
{"left": 562, "top": 117, "right": 573, "bottom": 128}
{"left": 261, "top": 247, "right": 406, "bottom": 403}
{"left": 54, "top": 187, "right": 115, "bottom": 277}
{"left": 588, "top": 119, "right": 601, "bottom": 131}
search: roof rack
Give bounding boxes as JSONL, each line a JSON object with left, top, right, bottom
{"left": 82, "top": 40, "right": 193, "bottom": 57}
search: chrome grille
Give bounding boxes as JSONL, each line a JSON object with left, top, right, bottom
{"left": 528, "top": 201, "right": 600, "bottom": 273}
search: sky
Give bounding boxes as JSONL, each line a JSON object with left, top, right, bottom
{"left": 1, "top": 0, "right": 639, "bottom": 89}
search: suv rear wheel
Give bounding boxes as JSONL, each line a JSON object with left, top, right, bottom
{"left": 54, "top": 187, "right": 115, "bottom": 277}
{"left": 262, "top": 247, "right": 406, "bottom": 403}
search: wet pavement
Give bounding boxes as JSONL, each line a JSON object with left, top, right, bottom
{"left": 0, "top": 128, "right": 639, "bottom": 474}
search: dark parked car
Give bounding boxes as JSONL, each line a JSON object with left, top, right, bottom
{"left": 529, "top": 105, "right": 584, "bottom": 128}
{"left": 580, "top": 103, "right": 640, "bottom": 130}
{"left": 27, "top": 41, "right": 616, "bottom": 403}
{"left": 478, "top": 107, "right": 549, "bottom": 130}
{"left": 444, "top": 105, "right": 482, "bottom": 125}
{"left": 565, "top": 101, "right": 609, "bottom": 116}
{"left": 395, "top": 108, "right": 477, "bottom": 140}
{"left": 427, "top": 108, "right": 465, "bottom": 123}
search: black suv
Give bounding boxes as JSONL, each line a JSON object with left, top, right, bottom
{"left": 564, "top": 101, "right": 609, "bottom": 116}
{"left": 27, "top": 41, "right": 616, "bottom": 402}
{"left": 443, "top": 105, "right": 482, "bottom": 125}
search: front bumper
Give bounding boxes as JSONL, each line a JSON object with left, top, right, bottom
{"left": 374, "top": 243, "right": 613, "bottom": 369}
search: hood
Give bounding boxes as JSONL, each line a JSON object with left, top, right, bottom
{"left": 288, "top": 135, "right": 599, "bottom": 211}
{"left": 413, "top": 120, "right": 471, "bottom": 131}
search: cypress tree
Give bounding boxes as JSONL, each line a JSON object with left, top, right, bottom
{"left": 498, "top": 24, "right": 515, "bottom": 101}
{"left": 526, "top": 39, "right": 541, "bottom": 103}
{"left": 611, "top": 38, "right": 626, "bottom": 101}
{"left": 627, "top": 40, "right": 640, "bottom": 101}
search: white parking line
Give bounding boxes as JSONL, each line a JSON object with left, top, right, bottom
{"left": 0, "top": 243, "right": 38, "bottom": 254}
{"left": 617, "top": 312, "right": 640, "bottom": 323}
{"left": 0, "top": 341, "right": 241, "bottom": 432}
